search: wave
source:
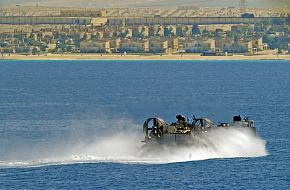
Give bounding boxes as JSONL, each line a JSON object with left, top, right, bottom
{"left": 0, "top": 123, "right": 268, "bottom": 168}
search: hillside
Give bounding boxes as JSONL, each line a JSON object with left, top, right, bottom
{"left": 1, "top": 0, "right": 289, "bottom": 8}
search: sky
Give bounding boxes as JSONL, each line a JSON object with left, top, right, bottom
{"left": 0, "top": 0, "right": 289, "bottom": 8}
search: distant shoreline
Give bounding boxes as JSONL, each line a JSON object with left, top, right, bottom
{"left": 1, "top": 54, "right": 289, "bottom": 61}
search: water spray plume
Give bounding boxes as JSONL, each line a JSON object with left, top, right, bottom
{"left": 0, "top": 119, "right": 268, "bottom": 167}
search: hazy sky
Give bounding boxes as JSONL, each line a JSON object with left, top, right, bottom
{"left": 1, "top": 0, "right": 289, "bottom": 8}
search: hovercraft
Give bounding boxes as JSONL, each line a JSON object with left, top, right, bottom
{"left": 142, "top": 115, "right": 255, "bottom": 145}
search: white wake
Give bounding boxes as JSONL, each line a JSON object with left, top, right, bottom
{"left": 0, "top": 124, "right": 268, "bottom": 168}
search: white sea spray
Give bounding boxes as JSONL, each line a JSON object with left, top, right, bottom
{"left": 0, "top": 117, "right": 268, "bottom": 168}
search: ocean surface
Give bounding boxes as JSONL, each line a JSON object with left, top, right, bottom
{"left": 0, "top": 60, "right": 289, "bottom": 189}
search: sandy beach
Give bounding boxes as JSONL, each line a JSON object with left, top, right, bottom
{"left": 1, "top": 54, "right": 289, "bottom": 61}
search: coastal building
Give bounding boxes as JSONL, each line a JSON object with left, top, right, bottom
{"left": 262, "top": 43, "right": 268, "bottom": 51}
{"left": 149, "top": 38, "right": 169, "bottom": 53}
{"left": 215, "top": 38, "right": 235, "bottom": 52}
{"left": 30, "top": 33, "right": 38, "bottom": 41}
{"left": 164, "top": 25, "right": 177, "bottom": 37}
{"left": 237, "top": 41, "right": 253, "bottom": 53}
{"left": 216, "top": 39, "right": 253, "bottom": 54}
{"left": 13, "top": 32, "right": 31, "bottom": 39}
{"left": 82, "top": 33, "right": 92, "bottom": 41}
{"left": 120, "top": 39, "right": 149, "bottom": 53}
{"left": 0, "top": 12, "right": 287, "bottom": 56}
{"left": 231, "top": 24, "right": 254, "bottom": 32}
{"left": 198, "top": 24, "right": 232, "bottom": 32}
{"left": 80, "top": 40, "right": 110, "bottom": 53}
{"left": 103, "top": 30, "right": 114, "bottom": 38}
{"left": 119, "top": 28, "right": 133, "bottom": 38}
{"left": 60, "top": 10, "right": 107, "bottom": 17}
{"left": 41, "top": 31, "right": 53, "bottom": 38}
{"left": 132, "top": 26, "right": 149, "bottom": 37}
{"left": 184, "top": 38, "right": 215, "bottom": 53}
{"left": 109, "top": 38, "right": 121, "bottom": 52}
{"left": 43, "top": 43, "right": 57, "bottom": 53}
{"left": 252, "top": 37, "right": 263, "bottom": 51}
{"left": 16, "top": 46, "right": 32, "bottom": 54}
{"left": 215, "top": 38, "right": 253, "bottom": 53}
{"left": 91, "top": 31, "right": 104, "bottom": 40}
{"left": 91, "top": 18, "right": 108, "bottom": 26}
{"left": 166, "top": 37, "right": 179, "bottom": 51}
{"left": 176, "top": 25, "right": 192, "bottom": 37}
{"left": 67, "top": 31, "right": 86, "bottom": 41}
{"left": 149, "top": 25, "right": 164, "bottom": 37}
{"left": 0, "top": 46, "right": 16, "bottom": 53}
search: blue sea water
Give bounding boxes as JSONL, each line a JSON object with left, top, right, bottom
{"left": 0, "top": 60, "right": 289, "bottom": 189}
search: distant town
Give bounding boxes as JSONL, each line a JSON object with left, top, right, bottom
{"left": 0, "top": 6, "right": 289, "bottom": 57}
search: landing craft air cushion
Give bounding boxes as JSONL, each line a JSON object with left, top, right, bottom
{"left": 142, "top": 115, "right": 256, "bottom": 146}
